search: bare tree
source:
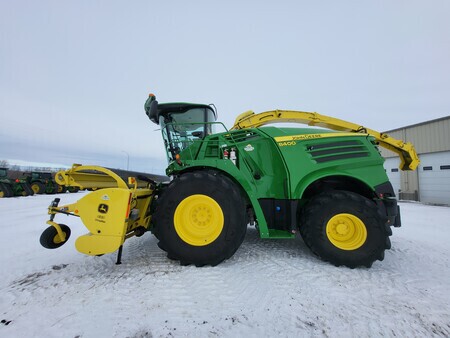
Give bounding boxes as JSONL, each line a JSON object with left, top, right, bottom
{"left": 0, "top": 160, "right": 8, "bottom": 167}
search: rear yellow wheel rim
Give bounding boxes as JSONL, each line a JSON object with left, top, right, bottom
{"left": 31, "top": 184, "right": 40, "bottom": 194}
{"left": 174, "top": 194, "right": 224, "bottom": 246}
{"left": 0, "top": 190, "right": 4, "bottom": 198}
{"left": 326, "top": 213, "right": 367, "bottom": 250}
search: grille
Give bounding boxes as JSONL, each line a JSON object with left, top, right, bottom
{"left": 306, "top": 140, "right": 370, "bottom": 163}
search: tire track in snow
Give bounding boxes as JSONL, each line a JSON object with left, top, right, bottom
{"left": 2, "top": 199, "right": 450, "bottom": 337}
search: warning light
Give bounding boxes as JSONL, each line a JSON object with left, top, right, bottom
{"left": 175, "top": 154, "right": 182, "bottom": 165}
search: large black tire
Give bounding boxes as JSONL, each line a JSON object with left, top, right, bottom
{"left": 31, "top": 182, "right": 45, "bottom": 194}
{"left": 21, "top": 183, "right": 34, "bottom": 196}
{"left": 50, "top": 184, "right": 59, "bottom": 194}
{"left": 153, "top": 171, "right": 247, "bottom": 267}
{"left": 0, "top": 183, "right": 10, "bottom": 198}
{"left": 57, "top": 185, "right": 66, "bottom": 193}
{"left": 40, "top": 224, "right": 71, "bottom": 249}
{"left": 300, "top": 190, "right": 391, "bottom": 268}
{"left": 0, "top": 183, "right": 13, "bottom": 198}
{"left": 67, "top": 186, "right": 80, "bottom": 193}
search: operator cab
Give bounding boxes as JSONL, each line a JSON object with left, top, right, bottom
{"left": 145, "top": 94, "right": 217, "bottom": 161}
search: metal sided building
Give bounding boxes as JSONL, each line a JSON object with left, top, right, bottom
{"left": 380, "top": 115, "right": 450, "bottom": 206}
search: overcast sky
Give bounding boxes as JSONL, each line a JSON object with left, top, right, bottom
{"left": 1, "top": 1, "right": 449, "bottom": 174}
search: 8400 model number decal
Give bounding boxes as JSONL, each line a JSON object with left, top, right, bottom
{"left": 278, "top": 141, "right": 297, "bottom": 147}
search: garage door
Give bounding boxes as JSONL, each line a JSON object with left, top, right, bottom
{"left": 418, "top": 151, "right": 450, "bottom": 205}
{"left": 383, "top": 157, "right": 401, "bottom": 198}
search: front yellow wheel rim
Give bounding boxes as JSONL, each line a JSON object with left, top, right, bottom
{"left": 53, "top": 234, "right": 64, "bottom": 244}
{"left": 174, "top": 194, "right": 224, "bottom": 246}
{"left": 326, "top": 213, "right": 367, "bottom": 250}
{"left": 31, "top": 184, "right": 40, "bottom": 194}
{"left": 0, "top": 190, "right": 4, "bottom": 198}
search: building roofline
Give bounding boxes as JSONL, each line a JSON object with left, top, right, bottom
{"left": 384, "top": 115, "right": 450, "bottom": 133}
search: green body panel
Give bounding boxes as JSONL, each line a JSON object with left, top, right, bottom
{"left": 260, "top": 127, "right": 389, "bottom": 198}
{"left": 164, "top": 126, "right": 391, "bottom": 239}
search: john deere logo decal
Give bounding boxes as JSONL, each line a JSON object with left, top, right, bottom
{"left": 244, "top": 144, "right": 254, "bottom": 152}
{"left": 98, "top": 204, "right": 109, "bottom": 214}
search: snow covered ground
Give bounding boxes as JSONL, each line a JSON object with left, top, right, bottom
{"left": 0, "top": 193, "right": 449, "bottom": 337}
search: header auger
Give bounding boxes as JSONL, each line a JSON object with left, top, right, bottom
{"left": 40, "top": 93, "right": 419, "bottom": 268}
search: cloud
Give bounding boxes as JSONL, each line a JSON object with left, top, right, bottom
{"left": 1, "top": 0, "right": 449, "bottom": 174}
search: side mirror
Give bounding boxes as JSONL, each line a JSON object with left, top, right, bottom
{"left": 145, "top": 94, "right": 159, "bottom": 124}
{"left": 191, "top": 131, "right": 204, "bottom": 138}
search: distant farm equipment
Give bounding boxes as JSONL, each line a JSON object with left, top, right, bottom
{"left": 0, "top": 167, "right": 34, "bottom": 197}
{"left": 23, "top": 171, "right": 65, "bottom": 195}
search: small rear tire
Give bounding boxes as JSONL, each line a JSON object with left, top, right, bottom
{"left": 40, "top": 224, "right": 71, "bottom": 249}
{"left": 300, "top": 190, "right": 390, "bottom": 268}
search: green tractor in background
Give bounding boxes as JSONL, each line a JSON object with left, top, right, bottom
{"left": 0, "top": 167, "right": 34, "bottom": 197}
{"left": 24, "top": 171, "right": 60, "bottom": 195}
